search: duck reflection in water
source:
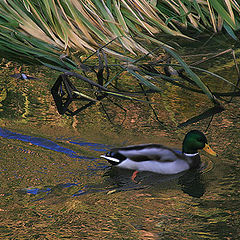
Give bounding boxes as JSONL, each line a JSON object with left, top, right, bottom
{"left": 104, "top": 167, "right": 206, "bottom": 198}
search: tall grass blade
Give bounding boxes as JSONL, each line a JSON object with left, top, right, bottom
{"left": 126, "top": 69, "right": 162, "bottom": 92}
{"left": 209, "top": 0, "right": 239, "bottom": 30}
{"left": 161, "top": 45, "right": 217, "bottom": 104}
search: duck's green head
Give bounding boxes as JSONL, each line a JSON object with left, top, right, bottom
{"left": 182, "top": 130, "right": 216, "bottom": 156}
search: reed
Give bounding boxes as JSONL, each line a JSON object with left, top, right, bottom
{"left": 0, "top": 0, "right": 239, "bottom": 106}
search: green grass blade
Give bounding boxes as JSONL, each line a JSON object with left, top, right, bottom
{"left": 126, "top": 69, "right": 162, "bottom": 92}
{"left": 161, "top": 45, "right": 217, "bottom": 104}
{"left": 209, "top": 0, "right": 239, "bottom": 30}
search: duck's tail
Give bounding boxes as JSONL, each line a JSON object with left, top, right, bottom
{"left": 100, "top": 155, "right": 120, "bottom": 164}
{"left": 100, "top": 151, "right": 126, "bottom": 165}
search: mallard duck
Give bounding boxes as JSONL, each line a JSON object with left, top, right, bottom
{"left": 100, "top": 130, "right": 216, "bottom": 181}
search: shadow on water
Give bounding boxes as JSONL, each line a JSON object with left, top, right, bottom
{"left": 105, "top": 167, "right": 206, "bottom": 198}
{"left": 17, "top": 168, "right": 206, "bottom": 201}
{"left": 15, "top": 167, "right": 206, "bottom": 201}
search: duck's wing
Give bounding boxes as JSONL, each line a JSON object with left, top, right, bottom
{"left": 112, "top": 144, "right": 183, "bottom": 162}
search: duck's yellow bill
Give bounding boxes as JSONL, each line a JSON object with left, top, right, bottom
{"left": 203, "top": 144, "right": 217, "bottom": 156}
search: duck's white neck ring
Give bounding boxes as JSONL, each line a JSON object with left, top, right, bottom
{"left": 184, "top": 152, "right": 199, "bottom": 157}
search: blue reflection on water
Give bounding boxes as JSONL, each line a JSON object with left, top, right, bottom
{"left": 26, "top": 187, "right": 51, "bottom": 195}
{"left": 57, "top": 137, "right": 112, "bottom": 152}
{"left": 0, "top": 127, "right": 109, "bottom": 159}
{"left": 0, "top": 127, "right": 77, "bottom": 156}
{"left": 19, "top": 183, "right": 87, "bottom": 200}
{"left": 0, "top": 127, "right": 114, "bottom": 200}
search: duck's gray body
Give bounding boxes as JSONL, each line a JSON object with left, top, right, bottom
{"left": 101, "top": 144, "right": 200, "bottom": 175}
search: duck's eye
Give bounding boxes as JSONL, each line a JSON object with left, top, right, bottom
{"left": 197, "top": 138, "right": 203, "bottom": 142}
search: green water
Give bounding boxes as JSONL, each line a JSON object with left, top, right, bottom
{"left": 0, "top": 48, "right": 239, "bottom": 240}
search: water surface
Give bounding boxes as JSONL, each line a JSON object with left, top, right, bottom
{"left": 0, "top": 49, "right": 239, "bottom": 239}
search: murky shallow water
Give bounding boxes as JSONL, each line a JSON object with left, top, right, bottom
{"left": 0, "top": 51, "right": 239, "bottom": 239}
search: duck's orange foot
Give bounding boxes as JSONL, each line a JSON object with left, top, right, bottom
{"left": 131, "top": 170, "right": 139, "bottom": 183}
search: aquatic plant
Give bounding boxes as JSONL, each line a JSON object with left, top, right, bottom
{"left": 0, "top": 0, "right": 239, "bottom": 121}
{"left": 1, "top": 0, "right": 239, "bottom": 65}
